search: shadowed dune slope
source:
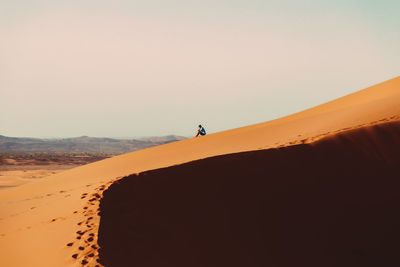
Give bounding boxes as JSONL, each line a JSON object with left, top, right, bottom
{"left": 98, "top": 121, "right": 400, "bottom": 267}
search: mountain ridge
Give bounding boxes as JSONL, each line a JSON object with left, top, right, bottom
{"left": 0, "top": 134, "right": 186, "bottom": 154}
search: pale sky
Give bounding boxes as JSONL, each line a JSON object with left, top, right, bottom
{"left": 1, "top": 0, "right": 399, "bottom": 138}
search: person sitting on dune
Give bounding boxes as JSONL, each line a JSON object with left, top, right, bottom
{"left": 195, "top": 124, "right": 206, "bottom": 137}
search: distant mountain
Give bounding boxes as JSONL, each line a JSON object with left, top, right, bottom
{"left": 137, "top": 135, "right": 187, "bottom": 142}
{"left": 0, "top": 135, "right": 187, "bottom": 154}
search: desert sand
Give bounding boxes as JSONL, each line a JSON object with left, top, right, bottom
{"left": 0, "top": 76, "right": 399, "bottom": 267}
{"left": 0, "top": 153, "right": 112, "bottom": 189}
{"left": 0, "top": 170, "right": 65, "bottom": 188}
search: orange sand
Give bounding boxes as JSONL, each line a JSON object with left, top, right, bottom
{"left": 0, "top": 76, "right": 399, "bottom": 266}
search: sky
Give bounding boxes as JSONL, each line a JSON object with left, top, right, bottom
{"left": 1, "top": 0, "right": 399, "bottom": 138}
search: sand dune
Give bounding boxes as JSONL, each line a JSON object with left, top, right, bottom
{"left": 98, "top": 121, "right": 400, "bottom": 267}
{"left": 0, "top": 76, "right": 399, "bottom": 266}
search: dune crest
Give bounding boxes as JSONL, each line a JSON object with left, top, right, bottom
{"left": 0, "top": 76, "right": 399, "bottom": 266}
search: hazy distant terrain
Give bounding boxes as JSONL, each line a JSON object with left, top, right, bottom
{"left": 0, "top": 135, "right": 186, "bottom": 154}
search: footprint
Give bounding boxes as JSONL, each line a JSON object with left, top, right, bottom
{"left": 76, "top": 230, "right": 86, "bottom": 236}
{"left": 50, "top": 217, "right": 66, "bottom": 223}
{"left": 68, "top": 183, "right": 108, "bottom": 266}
